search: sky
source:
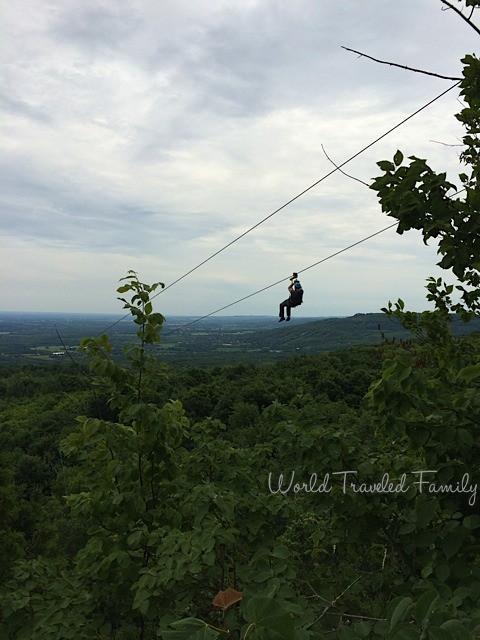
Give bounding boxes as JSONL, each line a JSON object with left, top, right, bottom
{"left": 0, "top": 0, "right": 476, "bottom": 318}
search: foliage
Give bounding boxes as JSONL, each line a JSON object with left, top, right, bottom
{"left": 364, "top": 42, "right": 480, "bottom": 640}
{"left": 0, "top": 276, "right": 410, "bottom": 638}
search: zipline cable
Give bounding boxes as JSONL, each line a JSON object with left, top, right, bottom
{"left": 164, "top": 183, "right": 468, "bottom": 334}
{"left": 98, "top": 81, "right": 460, "bottom": 336}
{"left": 162, "top": 222, "right": 399, "bottom": 335}
{"left": 163, "top": 183, "right": 467, "bottom": 333}
{"left": 55, "top": 184, "right": 467, "bottom": 357}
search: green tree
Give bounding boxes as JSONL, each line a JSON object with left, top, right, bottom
{"left": 366, "top": 46, "right": 480, "bottom": 639}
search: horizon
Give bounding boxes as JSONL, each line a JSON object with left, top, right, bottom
{"left": 0, "top": 310, "right": 345, "bottom": 319}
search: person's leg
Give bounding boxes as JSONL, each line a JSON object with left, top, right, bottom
{"left": 286, "top": 301, "right": 292, "bottom": 320}
{"left": 279, "top": 299, "right": 289, "bottom": 320}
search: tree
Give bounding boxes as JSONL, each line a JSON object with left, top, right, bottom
{"left": 365, "top": 31, "right": 480, "bottom": 640}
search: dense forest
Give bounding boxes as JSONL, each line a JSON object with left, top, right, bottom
{"left": 2, "top": 322, "right": 478, "bottom": 640}
{"left": 1, "top": 13, "right": 480, "bottom": 640}
{"left": 1, "top": 296, "right": 480, "bottom": 639}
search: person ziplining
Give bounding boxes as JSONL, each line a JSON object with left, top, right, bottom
{"left": 279, "top": 272, "right": 304, "bottom": 322}
{"left": 96, "top": 84, "right": 456, "bottom": 337}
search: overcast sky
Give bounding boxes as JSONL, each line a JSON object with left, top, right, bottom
{"left": 1, "top": 0, "right": 476, "bottom": 318}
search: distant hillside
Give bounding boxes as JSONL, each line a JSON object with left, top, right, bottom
{"left": 1, "top": 312, "right": 479, "bottom": 366}
{"left": 237, "top": 312, "right": 480, "bottom": 355}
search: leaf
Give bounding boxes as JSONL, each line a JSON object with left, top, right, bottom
{"left": 390, "top": 597, "right": 413, "bottom": 632}
{"left": 440, "top": 620, "right": 471, "bottom": 640}
{"left": 414, "top": 590, "right": 439, "bottom": 628}
{"left": 354, "top": 621, "right": 371, "bottom": 638}
{"left": 394, "top": 150, "right": 404, "bottom": 166}
{"left": 457, "top": 364, "right": 480, "bottom": 383}
{"left": 443, "top": 533, "right": 463, "bottom": 559}
{"left": 271, "top": 545, "right": 290, "bottom": 559}
{"left": 338, "top": 625, "right": 361, "bottom": 640}
{"left": 212, "top": 588, "right": 243, "bottom": 611}
{"left": 435, "top": 564, "right": 450, "bottom": 582}
{"left": 245, "top": 596, "right": 295, "bottom": 638}
{"left": 391, "top": 627, "right": 419, "bottom": 640}
{"left": 377, "top": 160, "right": 395, "bottom": 172}
{"left": 127, "top": 530, "right": 143, "bottom": 548}
{"left": 464, "top": 515, "right": 480, "bottom": 530}
{"left": 416, "top": 499, "right": 437, "bottom": 528}
{"left": 428, "top": 627, "right": 453, "bottom": 640}
{"left": 132, "top": 587, "right": 150, "bottom": 615}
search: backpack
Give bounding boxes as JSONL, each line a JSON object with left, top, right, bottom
{"left": 290, "top": 288, "right": 303, "bottom": 306}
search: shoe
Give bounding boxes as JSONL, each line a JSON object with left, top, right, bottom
{"left": 286, "top": 318, "right": 291, "bottom": 321}
{"left": 278, "top": 318, "right": 285, "bottom": 322}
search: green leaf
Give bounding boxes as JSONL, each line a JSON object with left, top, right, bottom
{"left": 435, "top": 564, "right": 450, "bottom": 582}
{"left": 338, "top": 625, "right": 361, "bottom": 640}
{"left": 394, "top": 150, "right": 404, "bottom": 166}
{"left": 443, "top": 533, "right": 463, "bottom": 559}
{"left": 415, "top": 590, "right": 439, "bottom": 628}
{"left": 440, "top": 620, "right": 471, "bottom": 640}
{"left": 271, "top": 545, "right": 290, "bottom": 560}
{"left": 390, "top": 597, "right": 413, "bottom": 632}
{"left": 391, "top": 627, "right": 420, "bottom": 640}
{"left": 127, "top": 530, "right": 143, "bottom": 547}
{"left": 245, "top": 597, "right": 295, "bottom": 638}
{"left": 464, "top": 515, "right": 480, "bottom": 530}
{"left": 399, "top": 523, "right": 416, "bottom": 534}
{"left": 457, "top": 364, "right": 480, "bottom": 383}
{"left": 416, "top": 499, "right": 437, "bottom": 528}
{"left": 354, "top": 620, "right": 371, "bottom": 637}
{"left": 377, "top": 160, "right": 395, "bottom": 172}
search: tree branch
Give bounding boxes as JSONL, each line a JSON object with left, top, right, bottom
{"left": 430, "top": 139, "right": 463, "bottom": 147}
{"left": 304, "top": 580, "right": 335, "bottom": 605}
{"left": 440, "top": 0, "right": 480, "bottom": 36}
{"left": 321, "top": 144, "right": 369, "bottom": 187}
{"left": 305, "top": 577, "right": 362, "bottom": 630}
{"left": 341, "top": 46, "right": 462, "bottom": 80}
{"left": 325, "top": 611, "right": 387, "bottom": 622}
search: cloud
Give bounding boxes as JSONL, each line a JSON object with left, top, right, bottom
{"left": 1, "top": 0, "right": 476, "bottom": 314}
